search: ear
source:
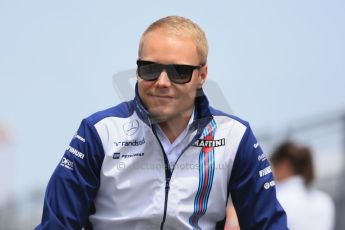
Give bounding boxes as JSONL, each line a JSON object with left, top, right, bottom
{"left": 198, "top": 64, "right": 208, "bottom": 88}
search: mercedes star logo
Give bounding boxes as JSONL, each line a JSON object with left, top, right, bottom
{"left": 123, "top": 119, "right": 140, "bottom": 136}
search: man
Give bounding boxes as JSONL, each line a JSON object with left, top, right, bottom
{"left": 36, "top": 16, "right": 287, "bottom": 229}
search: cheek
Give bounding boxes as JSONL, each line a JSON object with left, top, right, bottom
{"left": 175, "top": 86, "right": 198, "bottom": 104}
{"left": 138, "top": 80, "right": 152, "bottom": 95}
{"left": 138, "top": 79, "right": 150, "bottom": 88}
{"left": 178, "top": 83, "right": 198, "bottom": 97}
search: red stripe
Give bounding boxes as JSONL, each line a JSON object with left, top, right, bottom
{"left": 203, "top": 124, "right": 213, "bottom": 154}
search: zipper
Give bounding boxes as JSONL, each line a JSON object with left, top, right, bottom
{"left": 153, "top": 126, "right": 203, "bottom": 230}
{"left": 160, "top": 176, "right": 170, "bottom": 230}
{"left": 151, "top": 128, "right": 171, "bottom": 230}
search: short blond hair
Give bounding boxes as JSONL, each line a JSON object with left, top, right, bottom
{"left": 138, "top": 16, "right": 208, "bottom": 65}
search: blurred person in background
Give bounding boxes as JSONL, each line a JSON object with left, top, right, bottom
{"left": 271, "top": 142, "right": 335, "bottom": 230}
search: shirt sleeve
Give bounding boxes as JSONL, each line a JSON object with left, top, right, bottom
{"left": 228, "top": 124, "right": 288, "bottom": 230}
{"left": 35, "top": 119, "right": 104, "bottom": 230}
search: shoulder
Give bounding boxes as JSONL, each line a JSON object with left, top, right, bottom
{"left": 309, "top": 189, "right": 335, "bottom": 209}
{"left": 209, "top": 107, "right": 249, "bottom": 125}
{"left": 84, "top": 100, "right": 135, "bottom": 126}
{"left": 209, "top": 106, "right": 250, "bottom": 132}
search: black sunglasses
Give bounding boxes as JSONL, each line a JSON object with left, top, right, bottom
{"left": 136, "top": 60, "right": 202, "bottom": 84}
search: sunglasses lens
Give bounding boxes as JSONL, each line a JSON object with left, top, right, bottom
{"left": 168, "top": 65, "right": 194, "bottom": 84}
{"left": 137, "top": 62, "right": 162, "bottom": 81}
{"left": 137, "top": 60, "right": 199, "bottom": 84}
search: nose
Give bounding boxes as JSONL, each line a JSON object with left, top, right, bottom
{"left": 155, "top": 69, "right": 172, "bottom": 87}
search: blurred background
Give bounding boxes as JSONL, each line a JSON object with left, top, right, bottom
{"left": 0, "top": 0, "right": 344, "bottom": 229}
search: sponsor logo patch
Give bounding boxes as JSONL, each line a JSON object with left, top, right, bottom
{"left": 112, "top": 152, "right": 145, "bottom": 159}
{"left": 73, "top": 133, "right": 85, "bottom": 143}
{"left": 258, "top": 153, "right": 267, "bottom": 162}
{"left": 114, "top": 138, "right": 145, "bottom": 147}
{"left": 113, "top": 152, "right": 120, "bottom": 159}
{"left": 123, "top": 120, "right": 140, "bottom": 136}
{"left": 264, "top": 180, "right": 275, "bottom": 189}
{"left": 192, "top": 138, "right": 225, "bottom": 147}
{"left": 259, "top": 166, "right": 272, "bottom": 177}
{"left": 121, "top": 152, "right": 144, "bottom": 158}
{"left": 60, "top": 157, "right": 74, "bottom": 170}
{"left": 68, "top": 146, "right": 85, "bottom": 159}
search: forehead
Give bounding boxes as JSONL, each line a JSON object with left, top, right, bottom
{"left": 140, "top": 30, "right": 199, "bottom": 65}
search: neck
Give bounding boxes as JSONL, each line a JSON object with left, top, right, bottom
{"left": 158, "top": 107, "right": 194, "bottom": 143}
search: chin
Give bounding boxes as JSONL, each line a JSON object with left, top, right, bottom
{"left": 149, "top": 108, "right": 176, "bottom": 122}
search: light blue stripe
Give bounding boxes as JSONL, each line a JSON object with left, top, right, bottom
{"left": 203, "top": 150, "right": 215, "bottom": 214}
